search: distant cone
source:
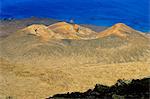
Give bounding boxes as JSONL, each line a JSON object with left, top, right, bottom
{"left": 21, "top": 22, "right": 97, "bottom": 40}
{"left": 48, "top": 22, "right": 80, "bottom": 39}
{"left": 97, "top": 23, "right": 136, "bottom": 38}
{"left": 22, "top": 24, "right": 55, "bottom": 41}
{"left": 21, "top": 23, "right": 147, "bottom": 40}
{"left": 49, "top": 22, "right": 97, "bottom": 39}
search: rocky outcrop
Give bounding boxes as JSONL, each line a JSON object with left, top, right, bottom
{"left": 47, "top": 78, "right": 150, "bottom": 99}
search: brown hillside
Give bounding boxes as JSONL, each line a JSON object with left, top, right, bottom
{"left": 97, "top": 23, "right": 141, "bottom": 39}
{"left": 48, "top": 22, "right": 80, "bottom": 39}
{"left": 48, "top": 22, "right": 97, "bottom": 39}
{"left": 0, "top": 21, "right": 150, "bottom": 99}
{"left": 17, "top": 22, "right": 98, "bottom": 40}
{"left": 22, "top": 24, "right": 55, "bottom": 41}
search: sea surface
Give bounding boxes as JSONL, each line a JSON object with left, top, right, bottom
{"left": 1, "top": 0, "right": 150, "bottom": 32}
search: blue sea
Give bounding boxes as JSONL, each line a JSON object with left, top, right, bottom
{"left": 0, "top": 0, "right": 150, "bottom": 32}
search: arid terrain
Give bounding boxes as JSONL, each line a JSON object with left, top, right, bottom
{"left": 0, "top": 18, "right": 150, "bottom": 99}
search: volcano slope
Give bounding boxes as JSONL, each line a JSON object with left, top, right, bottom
{"left": 0, "top": 22, "right": 150, "bottom": 99}
{"left": 0, "top": 17, "right": 59, "bottom": 37}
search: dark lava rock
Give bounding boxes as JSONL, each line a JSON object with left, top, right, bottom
{"left": 47, "top": 78, "right": 150, "bottom": 99}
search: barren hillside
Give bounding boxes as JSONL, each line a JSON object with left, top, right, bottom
{"left": 0, "top": 21, "right": 150, "bottom": 99}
